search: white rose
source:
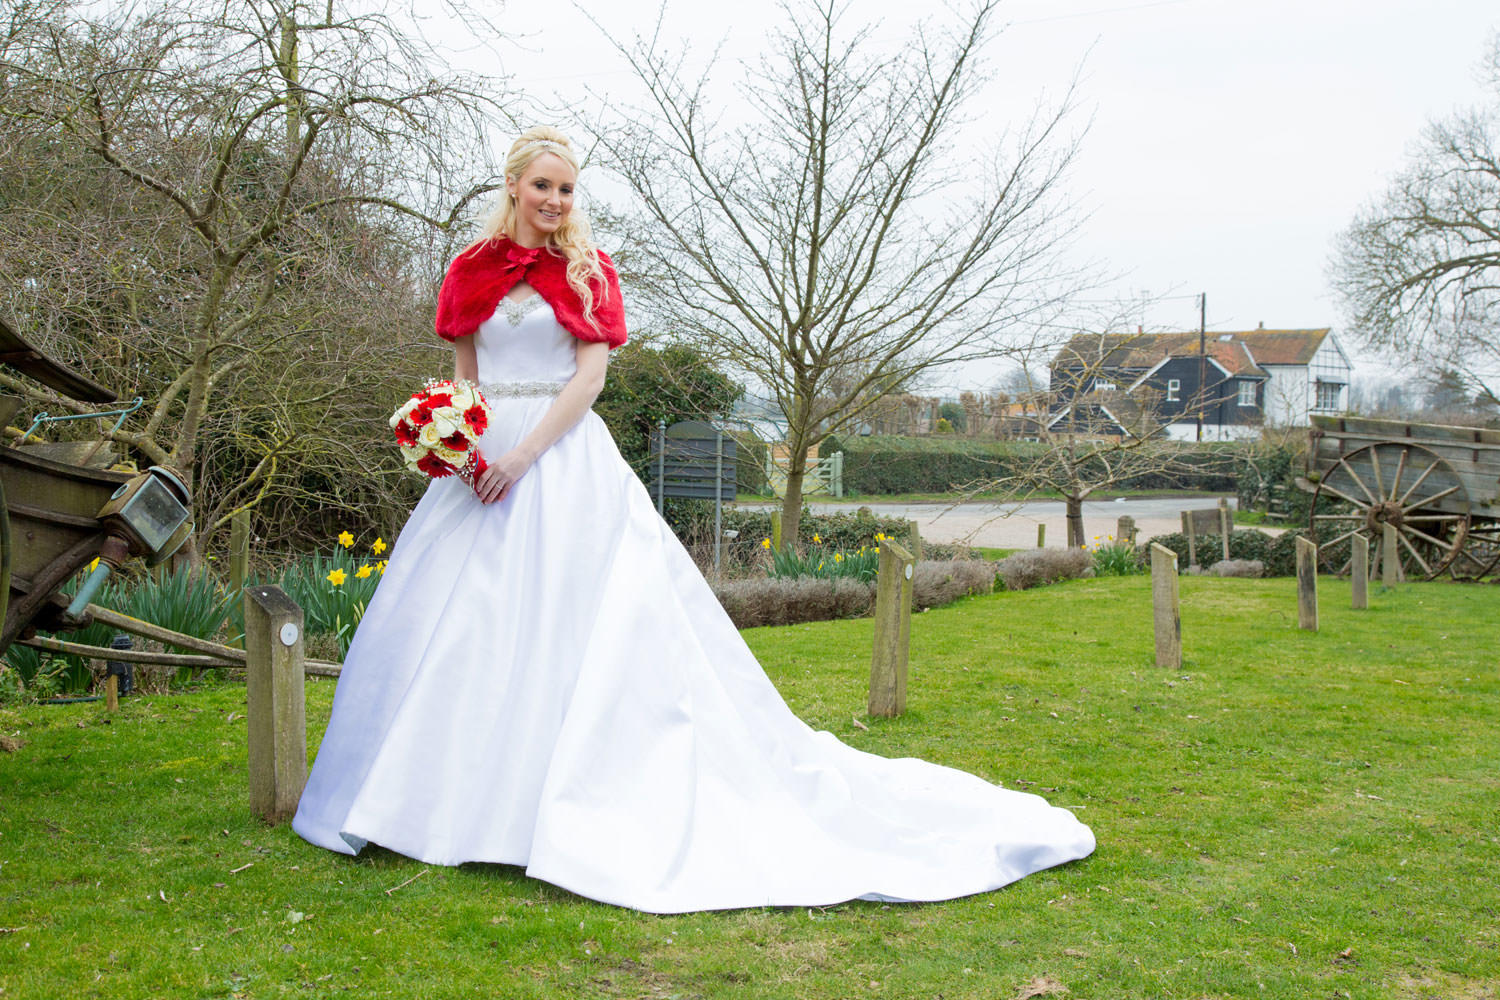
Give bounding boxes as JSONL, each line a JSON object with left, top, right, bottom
{"left": 417, "top": 422, "right": 442, "bottom": 448}
{"left": 431, "top": 406, "right": 462, "bottom": 438}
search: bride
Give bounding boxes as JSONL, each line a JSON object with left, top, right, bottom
{"left": 291, "top": 126, "right": 1095, "bottom": 913}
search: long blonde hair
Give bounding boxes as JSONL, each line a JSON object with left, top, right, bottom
{"left": 474, "top": 126, "right": 608, "bottom": 327}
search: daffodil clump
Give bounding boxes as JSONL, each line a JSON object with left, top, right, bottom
{"left": 274, "top": 531, "right": 390, "bottom": 657}
{"left": 762, "top": 532, "right": 887, "bottom": 583}
{"left": 1086, "top": 533, "right": 1141, "bottom": 576}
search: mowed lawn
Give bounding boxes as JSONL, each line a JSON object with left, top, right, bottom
{"left": 1, "top": 575, "right": 1497, "bottom": 999}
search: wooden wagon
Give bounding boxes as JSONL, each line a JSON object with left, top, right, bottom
{"left": 1303, "top": 414, "right": 1500, "bottom": 580}
{"left": 0, "top": 315, "right": 193, "bottom": 653}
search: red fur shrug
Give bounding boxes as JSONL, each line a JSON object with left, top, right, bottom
{"left": 433, "top": 237, "right": 627, "bottom": 348}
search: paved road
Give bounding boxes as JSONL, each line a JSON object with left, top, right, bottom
{"left": 739, "top": 495, "right": 1239, "bottom": 548}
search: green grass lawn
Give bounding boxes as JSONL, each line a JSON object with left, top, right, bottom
{"left": 2, "top": 576, "right": 1497, "bottom": 999}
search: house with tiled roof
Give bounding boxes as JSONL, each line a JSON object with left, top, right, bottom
{"left": 1047, "top": 327, "right": 1350, "bottom": 440}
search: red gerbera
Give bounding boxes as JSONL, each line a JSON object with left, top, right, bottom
{"left": 416, "top": 452, "right": 456, "bottom": 478}
{"left": 441, "top": 432, "right": 470, "bottom": 452}
{"left": 424, "top": 391, "right": 454, "bottom": 409}
{"left": 464, "top": 404, "right": 488, "bottom": 435}
{"left": 394, "top": 421, "right": 419, "bottom": 447}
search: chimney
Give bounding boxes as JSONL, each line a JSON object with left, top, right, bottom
{"left": 1137, "top": 325, "right": 1143, "bottom": 334}
{"left": 1257, "top": 321, "right": 1264, "bottom": 330}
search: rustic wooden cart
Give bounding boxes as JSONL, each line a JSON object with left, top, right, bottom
{"left": 1303, "top": 414, "right": 1500, "bottom": 580}
{"left": 0, "top": 314, "right": 192, "bottom": 653}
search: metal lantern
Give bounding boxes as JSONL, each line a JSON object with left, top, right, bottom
{"left": 65, "top": 466, "right": 193, "bottom": 617}
{"left": 95, "top": 466, "right": 193, "bottom": 562}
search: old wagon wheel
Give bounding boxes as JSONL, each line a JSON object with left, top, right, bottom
{"left": 1449, "top": 520, "right": 1500, "bottom": 580}
{"left": 1307, "top": 442, "right": 1470, "bottom": 581}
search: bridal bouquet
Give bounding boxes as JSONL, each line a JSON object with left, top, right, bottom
{"left": 390, "top": 379, "right": 491, "bottom": 483}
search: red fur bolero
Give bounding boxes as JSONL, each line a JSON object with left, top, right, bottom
{"left": 434, "top": 237, "right": 627, "bottom": 348}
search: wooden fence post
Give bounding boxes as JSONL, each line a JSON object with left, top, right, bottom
{"left": 868, "top": 539, "right": 915, "bottom": 718}
{"left": 245, "top": 585, "right": 307, "bottom": 824}
{"left": 770, "top": 510, "right": 783, "bottom": 552}
{"left": 1351, "top": 532, "right": 1369, "bottom": 610}
{"left": 1296, "top": 536, "right": 1319, "bottom": 631}
{"left": 1150, "top": 542, "right": 1181, "bottom": 669}
{"left": 908, "top": 520, "right": 924, "bottom": 561}
{"left": 1117, "top": 515, "right": 1136, "bottom": 547}
{"left": 1180, "top": 510, "right": 1198, "bottom": 568}
{"left": 229, "top": 509, "right": 251, "bottom": 649}
{"left": 1218, "top": 498, "right": 1232, "bottom": 562}
{"left": 230, "top": 509, "right": 250, "bottom": 596}
{"left": 1381, "top": 522, "right": 1400, "bottom": 587}
{"left": 1036, "top": 523, "right": 1045, "bottom": 549}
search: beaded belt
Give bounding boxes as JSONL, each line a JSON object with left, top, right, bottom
{"left": 480, "top": 380, "right": 565, "bottom": 399}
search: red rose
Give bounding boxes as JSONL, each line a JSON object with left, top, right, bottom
{"left": 441, "top": 432, "right": 470, "bottom": 451}
{"left": 464, "top": 404, "right": 488, "bottom": 435}
{"left": 416, "top": 452, "right": 456, "bottom": 478}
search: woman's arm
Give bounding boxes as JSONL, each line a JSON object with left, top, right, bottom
{"left": 452, "top": 334, "right": 479, "bottom": 383}
{"left": 471, "top": 339, "right": 609, "bottom": 504}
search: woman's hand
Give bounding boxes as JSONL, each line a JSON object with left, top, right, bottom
{"left": 471, "top": 447, "right": 535, "bottom": 504}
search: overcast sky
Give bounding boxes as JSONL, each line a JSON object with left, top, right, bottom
{"left": 469, "top": 0, "right": 1498, "bottom": 392}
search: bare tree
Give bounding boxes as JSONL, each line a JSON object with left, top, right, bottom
{"left": 0, "top": 0, "right": 507, "bottom": 551}
{"left": 589, "top": 0, "right": 1084, "bottom": 541}
{"left": 1332, "top": 33, "right": 1500, "bottom": 408}
{"left": 987, "top": 327, "right": 1233, "bottom": 547}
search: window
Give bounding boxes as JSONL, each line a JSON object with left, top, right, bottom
{"left": 1314, "top": 381, "right": 1343, "bottom": 411}
{"left": 1166, "top": 379, "right": 1180, "bottom": 402}
{"left": 1093, "top": 379, "right": 1117, "bottom": 392}
{"left": 1238, "top": 380, "right": 1257, "bottom": 407}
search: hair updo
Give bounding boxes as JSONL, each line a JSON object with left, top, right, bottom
{"left": 475, "top": 126, "right": 608, "bottom": 327}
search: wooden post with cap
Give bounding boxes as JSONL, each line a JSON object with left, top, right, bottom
{"left": 868, "top": 539, "right": 915, "bottom": 718}
{"left": 245, "top": 584, "right": 307, "bottom": 824}
{"left": 1150, "top": 542, "right": 1181, "bottom": 669}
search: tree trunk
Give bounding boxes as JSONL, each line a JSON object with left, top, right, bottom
{"left": 781, "top": 450, "right": 807, "bottom": 547}
{"left": 1066, "top": 494, "right": 1085, "bottom": 548}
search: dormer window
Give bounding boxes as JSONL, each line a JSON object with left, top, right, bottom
{"left": 1238, "top": 380, "right": 1256, "bottom": 407}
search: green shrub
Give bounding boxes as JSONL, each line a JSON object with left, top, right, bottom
{"left": 1135, "top": 528, "right": 1330, "bottom": 578}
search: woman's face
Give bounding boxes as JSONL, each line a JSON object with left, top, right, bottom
{"left": 508, "top": 152, "right": 576, "bottom": 247}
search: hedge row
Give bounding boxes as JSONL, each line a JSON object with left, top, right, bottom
{"left": 819, "top": 434, "right": 1242, "bottom": 496}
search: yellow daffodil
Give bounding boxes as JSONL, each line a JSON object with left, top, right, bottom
{"left": 817, "top": 561, "right": 824, "bottom": 570}
{"left": 761, "top": 538, "right": 771, "bottom": 550}
{"left": 372, "top": 537, "right": 387, "bottom": 554}
{"left": 337, "top": 531, "right": 355, "bottom": 548}
{"left": 812, "top": 533, "right": 821, "bottom": 543}
{"left": 327, "top": 568, "right": 347, "bottom": 586}
{"left": 834, "top": 552, "right": 844, "bottom": 563}
{"left": 377, "top": 560, "right": 388, "bottom": 575}
{"left": 355, "top": 565, "right": 373, "bottom": 579}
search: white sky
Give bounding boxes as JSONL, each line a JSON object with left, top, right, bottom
{"left": 461, "top": 0, "right": 1498, "bottom": 393}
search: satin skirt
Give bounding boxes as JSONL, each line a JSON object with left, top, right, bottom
{"left": 291, "top": 400, "right": 1095, "bottom": 913}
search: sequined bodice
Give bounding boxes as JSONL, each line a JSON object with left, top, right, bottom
{"left": 473, "top": 295, "right": 577, "bottom": 387}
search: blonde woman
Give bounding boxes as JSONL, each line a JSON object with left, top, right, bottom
{"left": 292, "top": 127, "right": 1094, "bottom": 913}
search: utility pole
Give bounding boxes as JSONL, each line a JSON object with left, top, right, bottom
{"left": 1195, "top": 292, "right": 1206, "bottom": 442}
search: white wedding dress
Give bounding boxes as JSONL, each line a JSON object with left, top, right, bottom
{"left": 291, "top": 294, "right": 1095, "bottom": 913}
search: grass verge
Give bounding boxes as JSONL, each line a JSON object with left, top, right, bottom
{"left": 1, "top": 576, "right": 1497, "bottom": 999}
